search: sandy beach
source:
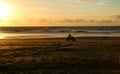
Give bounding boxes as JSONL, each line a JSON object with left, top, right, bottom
{"left": 0, "top": 37, "right": 120, "bottom": 74}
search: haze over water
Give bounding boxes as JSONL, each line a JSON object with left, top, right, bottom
{"left": 0, "top": 26, "right": 120, "bottom": 39}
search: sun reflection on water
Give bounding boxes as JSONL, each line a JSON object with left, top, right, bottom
{"left": 0, "top": 33, "right": 4, "bottom": 39}
{"left": 0, "top": 36, "right": 3, "bottom": 39}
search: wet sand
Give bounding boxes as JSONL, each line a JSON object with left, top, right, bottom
{"left": 0, "top": 37, "right": 120, "bottom": 74}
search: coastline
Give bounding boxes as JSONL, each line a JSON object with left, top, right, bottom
{"left": 1, "top": 36, "right": 120, "bottom": 40}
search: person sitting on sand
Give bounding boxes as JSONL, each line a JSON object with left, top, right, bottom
{"left": 66, "top": 34, "right": 76, "bottom": 41}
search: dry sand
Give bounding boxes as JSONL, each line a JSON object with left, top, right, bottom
{"left": 0, "top": 37, "right": 120, "bottom": 74}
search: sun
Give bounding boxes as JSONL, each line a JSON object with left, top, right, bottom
{"left": 0, "top": 3, "right": 12, "bottom": 20}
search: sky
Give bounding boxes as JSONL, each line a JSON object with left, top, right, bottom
{"left": 0, "top": 0, "right": 120, "bottom": 26}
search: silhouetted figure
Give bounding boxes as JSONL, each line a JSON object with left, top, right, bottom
{"left": 66, "top": 34, "right": 76, "bottom": 41}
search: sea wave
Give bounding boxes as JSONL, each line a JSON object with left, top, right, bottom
{"left": 0, "top": 26, "right": 120, "bottom": 39}
{"left": 0, "top": 27, "right": 120, "bottom": 34}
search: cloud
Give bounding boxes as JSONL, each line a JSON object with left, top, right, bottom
{"left": 95, "top": 0, "right": 108, "bottom": 6}
{"left": 59, "top": 18, "right": 114, "bottom": 23}
{"left": 88, "top": 20, "right": 113, "bottom": 23}
{"left": 98, "top": 20, "right": 112, "bottom": 23}
{"left": 59, "top": 19, "right": 87, "bottom": 23}
{"left": 38, "top": 19, "right": 48, "bottom": 22}
{"left": 64, "top": 0, "right": 92, "bottom": 3}
{"left": 76, "top": 0, "right": 92, "bottom": 2}
{"left": 111, "top": 15, "right": 120, "bottom": 19}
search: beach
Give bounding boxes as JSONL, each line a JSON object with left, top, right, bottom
{"left": 0, "top": 37, "right": 120, "bottom": 74}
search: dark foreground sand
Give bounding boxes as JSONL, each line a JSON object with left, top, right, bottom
{"left": 0, "top": 37, "right": 120, "bottom": 74}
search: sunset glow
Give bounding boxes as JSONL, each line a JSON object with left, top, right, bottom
{"left": 0, "top": 0, "right": 120, "bottom": 26}
{"left": 0, "top": 3, "right": 12, "bottom": 20}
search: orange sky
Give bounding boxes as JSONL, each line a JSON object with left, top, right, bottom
{"left": 0, "top": 0, "right": 120, "bottom": 26}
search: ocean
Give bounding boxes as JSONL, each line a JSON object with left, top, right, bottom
{"left": 0, "top": 26, "right": 120, "bottom": 39}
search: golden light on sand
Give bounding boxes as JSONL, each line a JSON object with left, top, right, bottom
{"left": 0, "top": 3, "right": 12, "bottom": 20}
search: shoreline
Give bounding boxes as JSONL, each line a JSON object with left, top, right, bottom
{"left": 1, "top": 36, "right": 120, "bottom": 40}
